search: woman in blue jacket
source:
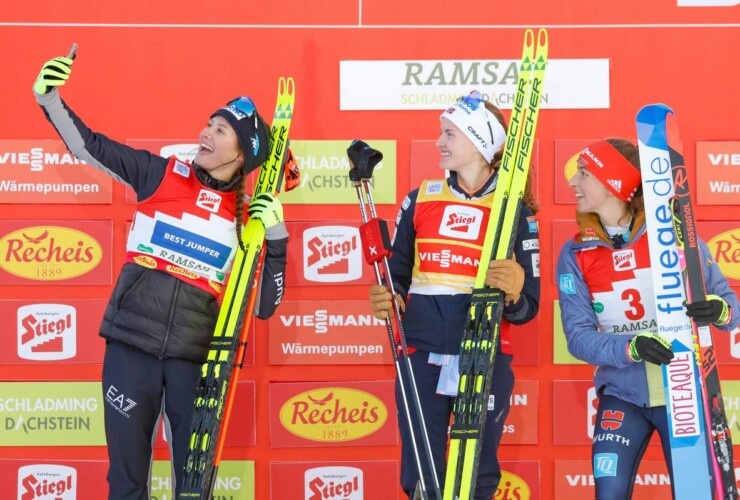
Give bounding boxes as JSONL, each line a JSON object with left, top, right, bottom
{"left": 557, "top": 138, "right": 739, "bottom": 499}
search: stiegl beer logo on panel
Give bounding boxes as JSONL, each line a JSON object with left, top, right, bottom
{"left": 303, "top": 226, "right": 363, "bottom": 283}
{"left": 17, "top": 304, "right": 77, "bottom": 361}
{"left": 305, "top": 466, "right": 363, "bottom": 500}
{"left": 17, "top": 464, "right": 76, "bottom": 500}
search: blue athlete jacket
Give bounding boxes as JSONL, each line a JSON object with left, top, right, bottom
{"left": 557, "top": 211, "right": 740, "bottom": 407}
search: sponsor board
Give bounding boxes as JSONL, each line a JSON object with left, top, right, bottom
{"left": 509, "top": 316, "right": 540, "bottom": 366}
{"left": 554, "top": 460, "right": 672, "bottom": 499}
{"left": 553, "top": 381, "right": 662, "bottom": 445}
{"left": 699, "top": 221, "right": 740, "bottom": 286}
{"left": 0, "top": 459, "right": 108, "bottom": 499}
{"left": 277, "top": 140, "right": 397, "bottom": 205}
{"left": 268, "top": 301, "right": 393, "bottom": 365}
{"left": 0, "top": 382, "right": 105, "bottom": 446}
{"left": 0, "top": 220, "right": 112, "bottom": 285}
{"left": 553, "top": 300, "right": 587, "bottom": 365}
{"left": 151, "top": 460, "right": 253, "bottom": 500}
{"left": 717, "top": 381, "right": 740, "bottom": 438}
{"left": 270, "top": 461, "right": 397, "bottom": 499}
{"left": 496, "top": 461, "right": 540, "bottom": 500}
{"left": 554, "top": 139, "right": 598, "bottom": 204}
{"left": 269, "top": 381, "right": 396, "bottom": 448}
{"left": 409, "top": 140, "right": 539, "bottom": 201}
{"left": 696, "top": 141, "right": 740, "bottom": 205}
{"left": 340, "top": 59, "right": 609, "bottom": 110}
{"left": 153, "top": 381, "right": 255, "bottom": 449}
{"left": 0, "top": 299, "right": 106, "bottom": 364}
{"left": 287, "top": 222, "right": 376, "bottom": 286}
{"left": 500, "top": 380, "right": 539, "bottom": 445}
{"left": 0, "top": 139, "right": 113, "bottom": 204}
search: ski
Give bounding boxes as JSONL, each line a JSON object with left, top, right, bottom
{"left": 665, "top": 107, "right": 737, "bottom": 499}
{"left": 636, "top": 103, "right": 714, "bottom": 500}
{"left": 179, "top": 77, "right": 296, "bottom": 499}
{"left": 443, "top": 28, "right": 548, "bottom": 500}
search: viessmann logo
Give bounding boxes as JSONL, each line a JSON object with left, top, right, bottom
{"left": 707, "top": 229, "right": 740, "bottom": 280}
{"left": 17, "top": 304, "right": 77, "bottom": 361}
{"left": 0, "top": 226, "right": 102, "bottom": 280}
{"left": 0, "top": 145, "right": 85, "bottom": 172}
{"left": 279, "top": 388, "right": 387, "bottom": 442}
{"left": 17, "top": 464, "right": 77, "bottom": 500}
{"left": 303, "top": 226, "right": 363, "bottom": 283}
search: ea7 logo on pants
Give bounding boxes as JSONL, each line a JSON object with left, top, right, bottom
{"left": 105, "top": 385, "right": 138, "bottom": 418}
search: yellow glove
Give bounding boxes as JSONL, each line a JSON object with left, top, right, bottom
{"left": 34, "top": 56, "right": 74, "bottom": 95}
{"left": 485, "top": 258, "right": 525, "bottom": 303}
{"left": 369, "top": 284, "right": 404, "bottom": 320}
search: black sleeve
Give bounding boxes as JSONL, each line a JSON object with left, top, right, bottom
{"left": 36, "top": 89, "right": 168, "bottom": 200}
{"left": 255, "top": 236, "right": 287, "bottom": 319}
{"left": 387, "top": 189, "right": 419, "bottom": 299}
{"left": 502, "top": 206, "right": 540, "bottom": 325}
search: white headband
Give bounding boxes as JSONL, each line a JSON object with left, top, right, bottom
{"left": 440, "top": 91, "right": 507, "bottom": 164}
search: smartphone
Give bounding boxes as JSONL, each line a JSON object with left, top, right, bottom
{"left": 67, "top": 43, "right": 78, "bottom": 60}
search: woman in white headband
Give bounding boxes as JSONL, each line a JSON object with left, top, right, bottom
{"left": 368, "top": 91, "right": 541, "bottom": 498}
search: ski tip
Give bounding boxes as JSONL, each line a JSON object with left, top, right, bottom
{"left": 636, "top": 103, "right": 674, "bottom": 124}
{"left": 278, "top": 76, "right": 296, "bottom": 99}
{"left": 536, "top": 27, "right": 548, "bottom": 47}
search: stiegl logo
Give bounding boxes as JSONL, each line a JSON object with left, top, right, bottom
{"left": 17, "top": 464, "right": 77, "bottom": 500}
{"left": 196, "top": 190, "right": 222, "bottom": 213}
{"left": 439, "top": 205, "right": 484, "bottom": 240}
{"left": 17, "top": 304, "right": 77, "bottom": 361}
{"left": 305, "top": 466, "right": 363, "bottom": 499}
{"left": 303, "top": 226, "right": 363, "bottom": 283}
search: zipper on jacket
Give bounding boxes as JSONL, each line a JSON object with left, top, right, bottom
{"left": 158, "top": 279, "right": 181, "bottom": 359}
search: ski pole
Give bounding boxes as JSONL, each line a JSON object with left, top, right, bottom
{"left": 347, "top": 140, "right": 443, "bottom": 500}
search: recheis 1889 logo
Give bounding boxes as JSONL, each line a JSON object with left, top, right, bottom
{"left": 305, "top": 466, "right": 363, "bottom": 500}
{"left": 707, "top": 228, "right": 740, "bottom": 281}
{"left": 303, "top": 226, "right": 363, "bottom": 283}
{"left": 0, "top": 226, "right": 102, "bottom": 281}
{"left": 279, "top": 388, "right": 387, "bottom": 442}
{"left": 17, "top": 304, "right": 77, "bottom": 361}
{"left": 17, "top": 464, "right": 76, "bottom": 500}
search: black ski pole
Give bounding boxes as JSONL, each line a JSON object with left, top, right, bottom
{"left": 347, "top": 140, "right": 443, "bottom": 500}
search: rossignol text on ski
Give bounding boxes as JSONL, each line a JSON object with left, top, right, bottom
{"left": 638, "top": 103, "right": 737, "bottom": 499}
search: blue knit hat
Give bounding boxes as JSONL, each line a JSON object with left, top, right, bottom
{"left": 211, "top": 96, "right": 271, "bottom": 175}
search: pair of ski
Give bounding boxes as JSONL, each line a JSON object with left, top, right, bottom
{"left": 179, "top": 77, "right": 297, "bottom": 499}
{"left": 442, "top": 28, "right": 548, "bottom": 500}
{"left": 638, "top": 104, "right": 736, "bottom": 499}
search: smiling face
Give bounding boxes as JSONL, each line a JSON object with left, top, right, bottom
{"left": 194, "top": 115, "right": 244, "bottom": 181}
{"left": 436, "top": 117, "right": 486, "bottom": 174}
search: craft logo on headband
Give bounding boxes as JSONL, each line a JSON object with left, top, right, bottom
{"left": 440, "top": 91, "right": 507, "bottom": 163}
